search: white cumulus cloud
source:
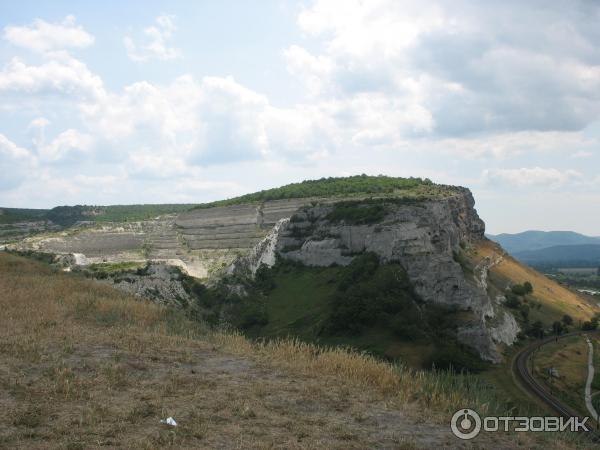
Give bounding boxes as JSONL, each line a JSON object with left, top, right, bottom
{"left": 3, "top": 15, "right": 94, "bottom": 53}
{"left": 1, "top": 1, "right": 600, "bottom": 216}
{"left": 80, "top": 74, "right": 328, "bottom": 168}
{"left": 482, "top": 167, "right": 584, "bottom": 188}
{"left": 0, "top": 134, "right": 35, "bottom": 189}
{"left": 288, "top": 0, "right": 600, "bottom": 139}
{"left": 0, "top": 54, "right": 105, "bottom": 101}
{"left": 124, "top": 15, "right": 182, "bottom": 62}
{"left": 38, "top": 129, "right": 93, "bottom": 162}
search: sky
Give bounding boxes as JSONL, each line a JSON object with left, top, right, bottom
{"left": 1, "top": 0, "right": 600, "bottom": 234}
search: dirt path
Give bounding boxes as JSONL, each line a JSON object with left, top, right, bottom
{"left": 584, "top": 336, "right": 599, "bottom": 422}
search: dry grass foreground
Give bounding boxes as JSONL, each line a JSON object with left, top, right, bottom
{"left": 0, "top": 252, "right": 583, "bottom": 449}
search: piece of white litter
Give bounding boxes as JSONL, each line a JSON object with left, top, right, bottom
{"left": 160, "top": 417, "right": 177, "bottom": 427}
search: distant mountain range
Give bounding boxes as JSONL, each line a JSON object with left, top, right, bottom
{"left": 487, "top": 231, "right": 600, "bottom": 266}
{"left": 511, "top": 244, "right": 600, "bottom": 266}
{"left": 487, "top": 230, "right": 600, "bottom": 253}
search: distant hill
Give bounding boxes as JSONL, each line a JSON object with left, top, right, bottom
{"left": 0, "top": 204, "right": 197, "bottom": 227}
{"left": 487, "top": 230, "right": 600, "bottom": 253}
{"left": 0, "top": 207, "right": 49, "bottom": 224}
{"left": 512, "top": 244, "right": 600, "bottom": 266}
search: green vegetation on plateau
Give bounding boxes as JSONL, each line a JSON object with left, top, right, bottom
{"left": 325, "top": 196, "right": 428, "bottom": 225}
{"left": 0, "top": 204, "right": 197, "bottom": 227}
{"left": 325, "top": 201, "right": 388, "bottom": 225}
{"left": 192, "top": 174, "right": 452, "bottom": 210}
{"left": 2, "top": 175, "right": 450, "bottom": 227}
{"left": 0, "top": 207, "right": 49, "bottom": 224}
{"left": 47, "top": 204, "right": 197, "bottom": 226}
{"left": 1, "top": 175, "right": 454, "bottom": 227}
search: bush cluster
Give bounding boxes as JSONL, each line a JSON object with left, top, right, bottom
{"left": 326, "top": 202, "right": 388, "bottom": 225}
{"left": 192, "top": 175, "right": 436, "bottom": 209}
{"left": 327, "top": 254, "right": 422, "bottom": 334}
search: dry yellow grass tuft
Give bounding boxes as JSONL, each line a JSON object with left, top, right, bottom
{"left": 0, "top": 252, "right": 583, "bottom": 449}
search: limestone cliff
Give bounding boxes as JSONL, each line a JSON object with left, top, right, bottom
{"left": 231, "top": 189, "right": 518, "bottom": 362}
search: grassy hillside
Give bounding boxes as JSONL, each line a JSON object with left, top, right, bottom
{"left": 532, "top": 335, "right": 589, "bottom": 416}
{"left": 229, "top": 241, "right": 599, "bottom": 371}
{"left": 0, "top": 207, "right": 49, "bottom": 224}
{"left": 242, "top": 262, "right": 438, "bottom": 368}
{"left": 0, "top": 204, "right": 197, "bottom": 227}
{"left": 47, "top": 204, "right": 198, "bottom": 227}
{"left": 191, "top": 175, "right": 454, "bottom": 210}
{"left": 2, "top": 251, "right": 553, "bottom": 449}
{"left": 472, "top": 239, "right": 599, "bottom": 327}
{"left": 208, "top": 255, "right": 488, "bottom": 371}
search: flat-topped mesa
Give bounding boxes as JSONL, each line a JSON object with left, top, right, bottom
{"left": 11, "top": 184, "right": 485, "bottom": 280}
{"left": 275, "top": 190, "right": 486, "bottom": 268}
{"left": 11, "top": 176, "right": 455, "bottom": 269}
{"left": 230, "top": 188, "right": 514, "bottom": 362}
{"left": 174, "top": 178, "right": 473, "bottom": 251}
{"left": 7, "top": 178, "right": 517, "bottom": 361}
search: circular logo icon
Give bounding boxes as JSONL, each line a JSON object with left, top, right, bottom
{"left": 451, "top": 408, "right": 481, "bottom": 440}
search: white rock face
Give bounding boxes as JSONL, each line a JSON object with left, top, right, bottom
{"left": 229, "top": 218, "right": 290, "bottom": 276}
{"left": 73, "top": 253, "right": 89, "bottom": 265}
{"left": 99, "top": 263, "right": 193, "bottom": 308}
{"left": 253, "top": 189, "right": 517, "bottom": 362}
{"left": 290, "top": 239, "right": 352, "bottom": 267}
{"left": 489, "top": 311, "right": 520, "bottom": 346}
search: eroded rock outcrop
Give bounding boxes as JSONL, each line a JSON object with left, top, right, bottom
{"left": 228, "top": 218, "right": 290, "bottom": 277}
{"left": 96, "top": 263, "right": 193, "bottom": 308}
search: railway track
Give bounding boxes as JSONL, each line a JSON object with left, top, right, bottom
{"left": 513, "top": 330, "right": 600, "bottom": 441}
{"left": 513, "top": 332, "right": 586, "bottom": 418}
